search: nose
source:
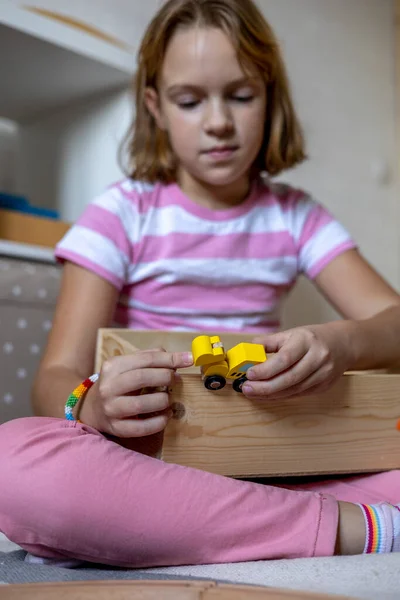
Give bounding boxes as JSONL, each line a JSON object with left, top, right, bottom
{"left": 203, "top": 98, "right": 234, "bottom": 137}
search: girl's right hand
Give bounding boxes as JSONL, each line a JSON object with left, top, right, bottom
{"left": 79, "top": 349, "right": 193, "bottom": 438}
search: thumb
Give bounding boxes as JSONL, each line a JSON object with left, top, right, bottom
{"left": 170, "top": 351, "right": 194, "bottom": 369}
{"left": 252, "top": 332, "right": 288, "bottom": 353}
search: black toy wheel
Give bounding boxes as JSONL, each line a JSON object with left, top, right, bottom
{"left": 232, "top": 376, "right": 247, "bottom": 393}
{"left": 204, "top": 375, "right": 226, "bottom": 391}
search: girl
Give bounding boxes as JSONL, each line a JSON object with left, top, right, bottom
{"left": 1, "top": 0, "right": 400, "bottom": 568}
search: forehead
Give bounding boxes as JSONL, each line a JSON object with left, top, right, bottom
{"left": 161, "top": 26, "right": 256, "bottom": 88}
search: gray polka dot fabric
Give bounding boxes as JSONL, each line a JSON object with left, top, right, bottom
{"left": 0, "top": 257, "right": 61, "bottom": 423}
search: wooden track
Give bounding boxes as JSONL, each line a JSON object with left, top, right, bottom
{"left": 0, "top": 580, "right": 356, "bottom": 600}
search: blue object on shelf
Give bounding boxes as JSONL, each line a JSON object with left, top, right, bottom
{"left": 0, "top": 192, "right": 60, "bottom": 220}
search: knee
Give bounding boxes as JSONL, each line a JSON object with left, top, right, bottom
{"left": 0, "top": 416, "right": 60, "bottom": 460}
{"left": 0, "top": 417, "right": 57, "bottom": 492}
{"left": 0, "top": 417, "right": 78, "bottom": 511}
{"left": 0, "top": 418, "right": 53, "bottom": 539}
{"left": 0, "top": 417, "right": 90, "bottom": 543}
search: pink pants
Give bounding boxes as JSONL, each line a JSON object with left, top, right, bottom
{"left": 0, "top": 417, "right": 399, "bottom": 568}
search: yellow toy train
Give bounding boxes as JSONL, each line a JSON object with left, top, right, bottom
{"left": 191, "top": 335, "right": 267, "bottom": 393}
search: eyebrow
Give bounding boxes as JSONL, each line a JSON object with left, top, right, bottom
{"left": 165, "top": 77, "right": 259, "bottom": 95}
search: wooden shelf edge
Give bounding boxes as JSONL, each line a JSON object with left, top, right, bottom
{"left": 0, "top": 209, "right": 70, "bottom": 249}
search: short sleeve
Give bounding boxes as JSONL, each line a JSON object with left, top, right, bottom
{"left": 287, "top": 193, "right": 357, "bottom": 280}
{"left": 55, "top": 185, "right": 133, "bottom": 290}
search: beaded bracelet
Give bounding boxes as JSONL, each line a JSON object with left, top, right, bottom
{"left": 65, "top": 373, "right": 99, "bottom": 422}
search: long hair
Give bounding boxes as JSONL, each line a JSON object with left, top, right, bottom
{"left": 123, "top": 0, "right": 306, "bottom": 183}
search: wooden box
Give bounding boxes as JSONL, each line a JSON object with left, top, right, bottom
{"left": 96, "top": 329, "right": 400, "bottom": 478}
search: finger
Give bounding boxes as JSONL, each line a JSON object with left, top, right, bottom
{"left": 247, "top": 340, "right": 308, "bottom": 381}
{"left": 102, "top": 350, "right": 193, "bottom": 376}
{"left": 105, "top": 367, "right": 176, "bottom": 398}
{"left": 112, "top": 411, "right": 171, "bottom": 438}
{"left": 251, "top": 332, "right": 286, "bottom": 353}
{"left": 250, "top": 370, "right": 335, "bottom": 401}
{"left": 140, "top": 385, "right": 169, "bottom": 394}
{"left": 243, "top": 352, "right": 319, "bottom": 397}
{"left": 110, "top": 391, "right": 170, "bottom": 419}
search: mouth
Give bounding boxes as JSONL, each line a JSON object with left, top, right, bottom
{"left": 203, "top": 145, "right": 239, "bottom": 159}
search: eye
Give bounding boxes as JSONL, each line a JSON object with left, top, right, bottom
{"left": 177, "top": 98, "right": 199, "bottom": 109}
{"left": 232, "top": 95, "right": 254, "bottom": 103}
{"left": 230, "top": 86, "right": 256, "bottom": 103}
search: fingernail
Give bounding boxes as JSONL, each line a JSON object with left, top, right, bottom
{"left": 182, "top": 352, "right": 193, "bottom": 365}
{"left": 242, "top": 384, "right": 252, "bottom": 394}
{"left": 246, "top": 369, "right": 255, "bottom": 379}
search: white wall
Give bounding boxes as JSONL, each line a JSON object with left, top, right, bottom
{"left": 16, "top": 89, "right": 132, "bottom": 222}
{"left": 256, "top": 0, "right": 399, "bottom": 326}
{"left": 0, "top": 118, "right": 18, "bottom": 194}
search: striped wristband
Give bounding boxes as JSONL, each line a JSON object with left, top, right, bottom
{"left": 357, "top": 502, "right": 392, "bottom": 553}
{"left": 65, "top": 373, "right": 99, "bottom": 421}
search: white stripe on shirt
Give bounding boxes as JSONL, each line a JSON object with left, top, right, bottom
{"left": 127, "top": 256, "right": 298, "bottom": 286}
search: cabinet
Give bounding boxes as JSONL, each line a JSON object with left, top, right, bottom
{"left": 0, "top": 1, "right": 133, "bottom": 122}
{"left": 0, "top": 0, "right": 148, "bottom": 221}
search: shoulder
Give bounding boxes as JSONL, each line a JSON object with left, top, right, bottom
{"left": 258, "top": 178, "right": 350, "bottom": 248}
{"left": 57, "top": 179, "right": 161, "bottom": 252}
{"left": 259, "top": 178, "right": 313, "bottom": 211}
{"left": 256, "top": 178, "right": 319, "bottom": 232}
{"left": 92, "top": 178, "right": 159, "bottom": 216}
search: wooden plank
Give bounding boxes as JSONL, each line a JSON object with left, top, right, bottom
{"left": 0, "top": 580, "right": 352, "bottom": 600}
{"left": 96, "top": 329, "right": 400, "bottom": 478}
{"left": 0, "top": 209, "right": 70, "bottom": 248}
{"left": 206, "top": 585, "right": 352, "bottom": 600}
{"left": 0, "top": 581, "right": 207, "bottom": 600}
{"left": 165, "top": 373, "right": 400, "bottom": 477}
{"left": 95, "top": 329, "right": 141, "bottom": 373}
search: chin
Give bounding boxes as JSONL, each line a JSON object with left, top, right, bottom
{"left": 198, "top": 169, "right": 250, "bottom": 188}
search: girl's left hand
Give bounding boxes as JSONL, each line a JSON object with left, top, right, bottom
{"left": 243, "top": 323, "right": 352, "bottom": 400}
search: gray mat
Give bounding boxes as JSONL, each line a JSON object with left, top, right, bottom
{"left": 0, "top": 551, "right": 231, "bottom": 585}
{"left": 3, "top": 549, "right": 400, "bottom": 599}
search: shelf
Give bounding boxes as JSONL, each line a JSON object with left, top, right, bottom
{"left": 0, "top": 239, "right": 56, "bottom": 263}
{"left": 0, "top": 2, "right": 133, "bottom": 122}
{"left": 0, "top": 209, "right": 70, "bottom": 249}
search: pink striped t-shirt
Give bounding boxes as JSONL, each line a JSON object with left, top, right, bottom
{"left": 55, "top": 178, "right": 356, "bottom": 333}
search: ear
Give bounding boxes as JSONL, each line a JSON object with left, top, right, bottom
{"left": 144, "top": 87, "right": 167, "bottom": 130}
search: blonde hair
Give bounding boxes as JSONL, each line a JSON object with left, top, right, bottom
{"left": 124, "top": 0, "right": 306, "bottom": 183}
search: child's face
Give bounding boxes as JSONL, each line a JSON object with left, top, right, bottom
{"left": 146, "top": 26, "right": 267, "bottom": 190}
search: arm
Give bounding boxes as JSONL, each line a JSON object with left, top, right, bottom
{"left": 244, "top": 249, "right": 400, "bottom": 399}
{"left": 33, "top": 261, "right": 193, "bottom": 446}
{"left": 32, "top": 261, "right": 119, "bottom": 417}
{"left": 314, "top": 249, "right": 400, "bottom": 370}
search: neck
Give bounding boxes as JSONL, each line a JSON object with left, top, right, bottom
{"left": 178, "top": 170, "right": 252, "bottom": 210}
